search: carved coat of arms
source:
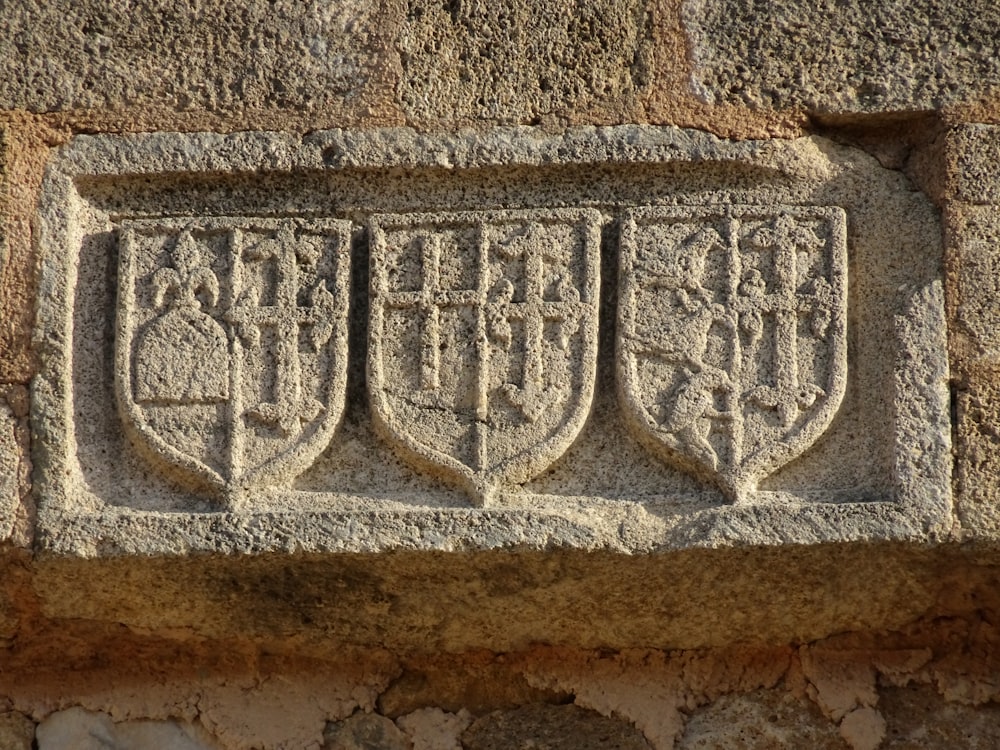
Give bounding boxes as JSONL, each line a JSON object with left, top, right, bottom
{"left": 617, "top": 206, "right": 847, "bottom": 501}
{"left": 115, "top": 218, "right": 351, "bottom": 500}
{"left": 368, "top": 209, "right": 601, "bottom": 505}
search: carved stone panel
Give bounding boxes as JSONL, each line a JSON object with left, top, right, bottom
{"left": 115, "top": 218, "right": 351, "bottom": 502}
{"left": 31, "top": 127, "right": 950, "bottom": 555}
{"left": 369, "top": 209, "right": 602, "bottom": 505}
{"left": 618, "top": 206, "right": 847, "bottom": 501}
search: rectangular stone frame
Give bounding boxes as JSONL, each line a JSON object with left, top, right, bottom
{"left": 32, "top": 126, "right": 952, "bottom": 557}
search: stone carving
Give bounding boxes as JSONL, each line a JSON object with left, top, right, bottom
{"left": 368, "top": 209, "right": 601, "bottom": 505}
{"left": 115, "top": 218, "right": 351, "bottom": 501}
{"left": 617, "top": 206, "right": 847, "bottom": 501}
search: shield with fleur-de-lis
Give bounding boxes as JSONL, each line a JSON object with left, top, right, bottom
{"left": 617, "top": 205, "right": 847, "bottom": 501}
{"left": 115, "top": 217, "right": 351, "bottom": 500}
{"left": 368, "top": 208, "right": 601, "bottom": 506}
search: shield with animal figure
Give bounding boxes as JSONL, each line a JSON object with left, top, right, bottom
{"left": 368, "top": 208, "right": 602, "bottom": 506}
{"left": 115, "top": 217, "right": 351, "bottom": 501}
{"left": 617, "top": 205, "right": 847, "bottom": 501}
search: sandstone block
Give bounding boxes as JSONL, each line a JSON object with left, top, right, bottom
{"left": 397, "top": 0, "right": 646, "bottom": 124}
{"left": 683, "top": 0, "right": 1000, "bottom": 113}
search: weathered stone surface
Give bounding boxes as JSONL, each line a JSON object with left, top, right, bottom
{"left": 677, "top": 689, "right": 844, "bottom": 749}
{"left": 683, "top": 0, "right": 1000, "bottom": 112}
{"left": 0, "top": 118, "right": 54, "bottom": 383}
{"left": 323, "top": 713, "right": 409, "bottom": 750}
{"left": 32, "top": 544, "right": 964, "bottom": 656}
{"left": 0, "top": 711, "right": 34, "bottom": 750}
{"left": 397, "top": 0, "right": 647, "bottom": 124}
{"left": 0, "top": 1, "right": 399, "bottom": 117}
{"left": 36, "top": 707, "right": 219, "bottom": 750}
{"left": 462, "top": 703, "right": 652, "bottom": 749}
{"left": 397, "top": 708, "right": 470, "bottom": 750}
{"left": 32, "top": 126, "right": 949, "bottom": 559}
{"left": 880, "top": 685, "right": 1000, "bottom": 748}
{"left": 0, "top": 398, "right": 20, "bottom": 540}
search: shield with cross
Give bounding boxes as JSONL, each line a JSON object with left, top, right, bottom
{"left": 115, "top": 217, "right": 351, "bottom": 501}
{"left": 368, "top": 208, "right": 602, "bottom": 506}
{"left": 617, "top": 205, "right": 847, "bottom": 501}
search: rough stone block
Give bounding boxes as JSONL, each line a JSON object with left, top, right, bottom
{"left": 880, "top": 685, "right": 1000, "bottom": 748}
{"left": 677, "top": 689, "right": 844, "bottom": 749}
{"left": 683, "top": 0, "right": 1000, "bottom": 112}
{"left": 323, "top": 713, "right": 409, "bottom": 750}
{"left": 0, "top": 1, "right": 399, "bottom": 116}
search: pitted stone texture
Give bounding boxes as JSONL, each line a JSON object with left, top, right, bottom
{"left": 323, "top": 713, "right": 410, "bottom": 750}
{"left": 397, "top": 0, "right": 647, "bottom": 124}
{"left": 0, "top": 712, "right": 34, "bottom": 750}
{"left": 948, "top": 125, "right": 1000, "bottom": 206}
{"left": 369, "top": 209, "right": 600, "bottom": 505}
{"left": 33, "top": 126, "right": 949, "bottom": 557}
{"left": 880, "top": 685, "right": 1000, "bottom": 748}
{"left": 0, "top": 1, "right": 398, "bottom": 115}
{"left": 36, "top": 707, "right": 219, "bottom": 750}
{"left": 677, "top": 689, "right": 844, "bottom": 749}
{"left": 462, "top": 703, "right": 653, "bottom": 750}
{"left": 683, "top": 0, "right": 1000, "bottom": 112}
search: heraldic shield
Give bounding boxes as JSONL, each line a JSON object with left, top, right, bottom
{"left": 368, "top": 209, "right": 601, "bottom": 506}
{"left": 115, "top": 218, "right": 351, "bottom": 500}
{"left": 618, "top": 206, "right": 847, "bottom": 502}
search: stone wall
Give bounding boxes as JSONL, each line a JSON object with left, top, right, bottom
{"left": 2, "top": 1, "right": 1000, "bottom": 748}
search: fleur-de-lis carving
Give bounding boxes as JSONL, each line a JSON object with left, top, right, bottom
{"left": 151, "top": 230, "right": 219, "bottom": 311}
